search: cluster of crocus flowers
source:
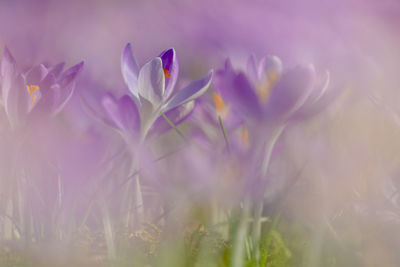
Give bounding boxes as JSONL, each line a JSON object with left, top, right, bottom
{"left": 0, "top": 42, "right": 343, "bottom": 267}
{"left": 214, "top": 56, "right": 331, "bottom": 125}
{"left": 209, "top": 55, "right": 332, "bottom": 156}
{"left": 0, "top": 47, "right": 84, "bottom": 129}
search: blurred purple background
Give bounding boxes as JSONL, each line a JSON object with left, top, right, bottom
{"left": 1, "top": 0, "right": 399, "bottom": 92}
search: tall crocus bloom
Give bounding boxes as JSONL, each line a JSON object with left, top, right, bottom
{"left": 0, "top": 47, "right": 84, "bottom": 129}
{"left": 214, "top": 56, "right": 331, "bottom": 126}
{"left": 101, "top": 43, "right": 213, "bottom": 141}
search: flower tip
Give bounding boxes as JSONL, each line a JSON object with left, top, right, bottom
{"left": 224, "top": 58, "right": 232, "bottom": 70}
{"left": 122, "top": 43, "right": 134, "bottom": 59}
{"left": 159, "top": 47, "right": 176, "bottom": 62}
{"left": 124, "top": 42, "right": 132, "bottom": 50}
{"left": 73, "top": 61, "right": 84, "bottom": 74}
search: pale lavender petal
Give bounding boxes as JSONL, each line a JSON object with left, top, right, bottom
{"left": 30, "top": 73, "right": 56, "bottom": 113}
{"left": 122, "top": 43, "right": 140, "bottom": 101}
{"left": 50, "top": 82, "right": 75, "bottom": 116}
{"left": 159, "top": 48, "right": 179, "bottom": 99}
{"left": 34, "top": 62, "right": 82, "bottom": 115}
{"left": 102, "top": 93, "right": 125, "bottom": 130}
{"left": 58, "top": 61, "right": 84, "bottom": 88}
{"left": 1, "top": 46, "right": 16, "bottom": 108}
{"left": 102, "top": 93, "right": 140, "bottom": 134}
{"left": 80, "top": 89, "right": 116, "bottom": 128}
{"left": 265, "top": 64, "right": 315, "bottom": 119}
{"left": 48, "top": 62, "right": 65, "bottom": 77}
{"left": 0, "top": 46, "right": 15, "bottom": 78}
{"left": 294, "top": 71, "right": 341, "bottom": 119}
{"left": 4, "top": 75, "right": 29, "bottom": 127}
{"left": 258, "top": 55, "right": 282, "bottom": 81}
{"left": 214, "top": 63, "right": 262, "bottom": 119}
{"left": 118, "top": 95, "right": 140, "bottom": 134}
{"left": 163, "top": 71, "right": 212, "bottom": 112}
{"left": 24, "top": 64, "right": 48, "bottom": 84}
{"left": 246, "top": 55, "right": 258, "bottom": 84}
{"left": 138, "top": 57, "right": 165, "bottom": 108}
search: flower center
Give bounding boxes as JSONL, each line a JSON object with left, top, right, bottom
{"left": 26, "top": 84, "right": 40, "bottom": 106}
{"left": 212, "top": 92, "right": 229, "bottom": 118}
{"left": 163, "top": 68, "right": 171, "bottom": 78}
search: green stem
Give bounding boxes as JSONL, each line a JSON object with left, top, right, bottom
{"left": 218, "top": 116, "right": 231, "bottom": 153}
{"left": 160, "top": 111, "right": 187, "bottom": 142}
{"left": 231, "top": 199, "right": 251, "bottom": 267}
{"left": 252, "top": 124, "right": 286, "bottom": 265}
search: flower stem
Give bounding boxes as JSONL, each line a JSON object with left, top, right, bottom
{"left": 252, "top": 123, "right": 286, "bottom": 264}
{"left": 218, "top": 115, "right": 231, "bottom": 153}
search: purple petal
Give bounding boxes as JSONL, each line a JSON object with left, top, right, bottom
{"left": 102, "top": 93, "right": 124, "bottom": 130}
{"left": 50, "top": 82, "right": 75, "bottom": 116}
{"left": 4, "top": 75, "right": 30, "bottom": 127}
{"left": 118, "top": 95, "right": 140, "bottom": 134}
{"left": 1, "top": 46, "right": 15, "bottom": 77}
{"left": 48, "top": 62, "right": 65, "bottom": 77}
{"left": 246, "top": 55, "right": 258, "bottom": 84}
{"left": 138, "top": 57, "right": 165, "bottom": 107}
{"left": 159, "top": 48, "right": 179, "bottom": 99}
{"left": 30, "top": 72, "right": 72, "bottom": 116}
{"left": 163, "top": 71, "right": 213, "bottom": 112}
{"left": 265, "top": 64, "right": 316, "bottom": 119}
{"left": 149, "top": 100, "right": 195, "bottom": 137}
{"left": 102, "top": 93, "right": 140, "bottom": 135}
{"left": 58, "top": 61, "right": 84, "bottom": 88}
{"left": 24, "top": 64, "right": 48, "bottom": 84}
{"left": 80, "top": 89, "right": 116, "bottom": 127}
{"left": 122, "top": 43, "right": 140, "bottom": 101}
{"left": 294, "top": 71, "right": 341, "bottom": 119}
{"left": 214, "top": 64, "right": 262, "bottom": 119}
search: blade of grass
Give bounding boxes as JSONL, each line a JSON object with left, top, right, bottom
{"left": 263, "top": 211, "right": 281, "bottom": 265}
{"left": 160, "top": 111, "right": 187, "bottom": 142}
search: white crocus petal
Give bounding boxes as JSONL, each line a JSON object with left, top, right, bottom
{"left": 121, "top": 43, "right": 140, "bottom": 103}
{"left": 162, "top": 70, "right": 213, "bottom": 112}
{"left": 138, "top": 57, "right": 165, "bottom": 109}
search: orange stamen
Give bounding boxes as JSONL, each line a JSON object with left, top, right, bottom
{"left": 26, "top": 84, "right": 40, "bottom": 106}
{"left": 26, "top": 85, "right": 39, "bottom": 95}
{"left": 241, "top": 127, "right": 250, "bottom": 147}
{"left": 212, "top": 92, "right": 225, "bottom": 114}
{"left": 31, "top": 95, "right": 37, "bottom": 106}
{"left": 163, "top": 68, "right": 171, "bottom": 78}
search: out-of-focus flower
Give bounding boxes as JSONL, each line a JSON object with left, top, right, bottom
{"left": 214, "top": 56, "right": 331, "bottom": 126}
{"left": 0, "top": 47, "right": 84, "bottom": 129}
{"left": 98, "top": 43, "right": 213, "bottom": 141}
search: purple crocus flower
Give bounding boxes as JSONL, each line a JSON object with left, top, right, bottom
{"left": 0, "top": 46, "right": 84, "bottom": 129}
{"left": 100, "top": 43, "right": 213, "bottom": 141}
{"left": 214, "top": 55, "right": 331, "bottom": 125}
